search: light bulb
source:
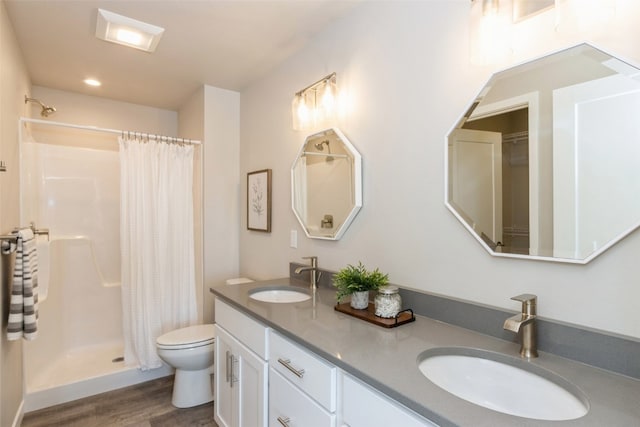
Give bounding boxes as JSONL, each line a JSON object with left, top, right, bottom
{"left": 292, "top": 93, "right": 311, "bottom": 130}
{"left": 470, "top": 0, "right": 512, "bottom": 65}
{"left": 320, "top": 79, "right": 337, "bottom": 111}
{"left": 316, "top": 78, "right": 338, "bottom": 124}
{"left": 116, "top": 28, "right": 144, "bottom": 46}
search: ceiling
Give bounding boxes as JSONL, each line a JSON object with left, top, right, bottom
{"left": 5, "top": 0, "right": 360, "bottom": 110}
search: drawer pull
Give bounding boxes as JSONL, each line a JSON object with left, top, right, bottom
{"left": 278, "top": 358, "right": 305, "bottom": 378}
{"left": 230, "top": 354, "right": 238, "bottom": 386}
{"left": 225, "top": 350, "right": 231, "bottom": 383}
{"left": 277, "top": 416, "right": 291, "bottom": 427}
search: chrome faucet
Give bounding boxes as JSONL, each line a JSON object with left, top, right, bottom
{"left": 294, "top": 256, "right": 320, "bottom": 291}
{"left": 503, "top": 294, "right": 538, "bottom": 359}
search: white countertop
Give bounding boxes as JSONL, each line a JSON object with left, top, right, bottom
{"left": 211, "top": 278, "right": 640, "bottom": 427}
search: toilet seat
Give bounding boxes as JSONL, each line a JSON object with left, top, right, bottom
{"left": 157, "top": 324, "right": 215, "bottom": 350}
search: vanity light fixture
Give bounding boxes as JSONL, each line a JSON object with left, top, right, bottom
{"left": 95, "top": 9, "right": 165, "bottom": 52}
{"left": 292, "top": 73, "right": 338, "bottom": 130}
{"left": 469, "top": 0, "right": 513, "bottom": 66}
{"left": 512, "top": 0, "right": 554, "bottom": 22}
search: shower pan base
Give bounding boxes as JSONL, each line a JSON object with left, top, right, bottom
{"left": 24, "top": 343, "right": 172, "bottom": 412}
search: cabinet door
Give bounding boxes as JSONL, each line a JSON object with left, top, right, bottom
{"left": 237, "top": 337, "right": 268, "bottom": 427}
{"left": 215, "top": 326, "right": 238, "bottom": 427}
{"left": 269, "top": 368, "right": 336, "bottom": 427}
{"left": 339, "top": 372, "right": 437, "bottom": 427}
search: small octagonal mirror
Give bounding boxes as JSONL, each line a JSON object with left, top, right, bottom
{"left": 291, "top": 128, "right": 362, "bottom": 240}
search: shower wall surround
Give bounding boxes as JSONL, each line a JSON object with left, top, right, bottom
{"left": 21, "top": 140, "right": 121, "bottom": 381}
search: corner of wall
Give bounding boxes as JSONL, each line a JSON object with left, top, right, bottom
{"left": 202, "top": 85, "right": 241, "bottom": 324}
{"left": 1, "top": 1, "right": 31, "bottom": 425}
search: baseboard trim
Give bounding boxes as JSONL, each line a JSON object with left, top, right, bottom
{"left": 12, "top": 398, "right": 24, "bottom": 427}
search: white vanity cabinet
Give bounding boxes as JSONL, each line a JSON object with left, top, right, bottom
{"left": 213, "top": 296, "right": 436, "bottom": 427}
{"left": 268, "top": 330, "right": 337, "bottom": 426}
{"left": 338, "top": 372, "right": 438, "bottom": 427}
{"left": 215, "top": 299, "right": 269, "bottom": 427}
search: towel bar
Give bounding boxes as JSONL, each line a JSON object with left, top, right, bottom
{"left": 2, "top": 221, "right": 49, "bottom": 254}
{"left": 12, "top": 222, "right": 49, "bottom": 241}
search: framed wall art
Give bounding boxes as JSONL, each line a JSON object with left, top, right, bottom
{"left": 247, "top": 169, "right": 272, "bottom": 232}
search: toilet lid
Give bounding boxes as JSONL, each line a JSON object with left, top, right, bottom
{"left": 156, "top": 324, "right": 215, "bottom": 349}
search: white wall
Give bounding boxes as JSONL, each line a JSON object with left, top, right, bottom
{"left": 201, "top": 85, "right": 241, "bottom": 323}
{"left": 0, "top": 0, "right": 31, "bottom": 424}
{"left": 239, "top": 0, "right": 640, "bottom": 339}
{"left": 30, "top": 86, "right": 177, "bottom": 139}
{"left": 178, "top": 87, "right": 205, "bottom": 322}
{"left": 179, "top": 85, "right": 241, "bottom": 324}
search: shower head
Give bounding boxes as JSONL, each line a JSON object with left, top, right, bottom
{"left": 314, "top": 140, "right": 330, "bottom": 151}
{"left": 25, "top": 95, "right": 56, "bottom": 117}
{"left": 41, "top": 106, "right": 57, "bottom": 117}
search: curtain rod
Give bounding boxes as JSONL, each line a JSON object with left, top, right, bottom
{"left": 19, "top": 117, "right": 202, "bottom": 145}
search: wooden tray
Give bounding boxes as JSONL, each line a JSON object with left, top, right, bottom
{"left": 334, "top": 303, "right": 415, "bottom": 328}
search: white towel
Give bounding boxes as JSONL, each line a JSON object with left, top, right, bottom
{"left": 7, "top": 228, "right": 39, "bottom": 341}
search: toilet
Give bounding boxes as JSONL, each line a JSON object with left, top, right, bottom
{"left": 156, "top": 278, "right": 253, "bottom": 408}
{"left": 156, "top": 324, "right": 216, "bottom": 408}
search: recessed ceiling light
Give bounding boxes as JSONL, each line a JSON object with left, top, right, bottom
{"left": 84, "top": 78, "right": 102, "bottom": 87}
{"left": 95, "top": 9, "right": 164, "bottom": 53}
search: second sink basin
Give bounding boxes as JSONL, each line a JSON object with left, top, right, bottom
{"left": 249, "top": 286, "right": 311, "bottom": 303}
{"left": 417, "top": 347, "right": 589, "bottom": 421}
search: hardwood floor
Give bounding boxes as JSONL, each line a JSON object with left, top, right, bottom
{"left": 21, "top": 376, "right": 218, "bottom": 427}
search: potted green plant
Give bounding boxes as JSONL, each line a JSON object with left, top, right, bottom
{"left": 333, "top": 262, "right": 389, "bottom": 309}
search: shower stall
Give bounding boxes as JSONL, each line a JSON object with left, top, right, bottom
{"left": 20, "top": 120, "right": 172, "bottom": 411}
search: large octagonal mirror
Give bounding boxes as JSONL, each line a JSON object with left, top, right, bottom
{"left": 292, "top": 128, "right": 362, "bottom": 240}
{"left": 446, "top": 43, "right": 640, "bottom": 263}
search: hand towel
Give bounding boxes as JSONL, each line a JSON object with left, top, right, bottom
{"left": 7, "top": 228, "right": 39, "bottom": 341}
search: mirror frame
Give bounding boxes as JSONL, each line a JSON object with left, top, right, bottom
{"left": 444, "top": 43, "right": 640, "bottom": 264}
{"left": 291, "top": 128, "right": 362, "bottom": 240}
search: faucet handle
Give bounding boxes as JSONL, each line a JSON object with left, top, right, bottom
{"left": 511, "top": 294, "right": 537, "bottom": 315}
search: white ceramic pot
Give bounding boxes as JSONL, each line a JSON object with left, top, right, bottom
{"left": 350, "top": 290, "right": 369, "bottom": 309}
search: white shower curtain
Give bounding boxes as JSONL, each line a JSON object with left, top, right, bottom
{"left": 119, "top": 137, "right": 197, "bottom": 370}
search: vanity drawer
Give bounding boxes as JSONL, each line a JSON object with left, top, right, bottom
{"left": 215, "top": 298, "right": 269, "bottom": 359}
{"left": 269, "top": 330, "right": 337, "bottom": 411}
{"left": 269, "top": 368, "right": 336, "bottom": 427}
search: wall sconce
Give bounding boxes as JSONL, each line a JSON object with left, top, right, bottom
{"left": 292, "top": 73, "right": 338, "bottom": 130}
{"left": 555, "top": 0, "right": 615, "bottom": 34}
{"left": 470, "top": 0, "right": 514, "bottom": 66}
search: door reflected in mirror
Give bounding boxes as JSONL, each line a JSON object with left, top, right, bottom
{"left": 447, "top": 44, "right": 640, "bottom": 263}
{"left": 291, "top": 128, "right": 362, "bottom": 240}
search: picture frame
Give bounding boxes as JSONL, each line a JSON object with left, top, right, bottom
{"left": 247, "top": 169, "right": 272, "bottom": 232}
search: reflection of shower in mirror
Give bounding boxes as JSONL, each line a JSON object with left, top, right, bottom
{"left": 321, "top": 214, "right": 334, "bottom": 229}
{"left": 291, "top": 127, "right": 362, "bottom": 241}
{"left": 314, "top": 139, "right": 329, "bottom": 150}
{"left": 314, "top": 139, "right": 334, "bottom": 162}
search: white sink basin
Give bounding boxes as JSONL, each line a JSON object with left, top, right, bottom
{"left": 249, "top": 286, "right": 311, "bottom": 303}
{"left": 417, "top": 348, "right": 589, "bottom": 421}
